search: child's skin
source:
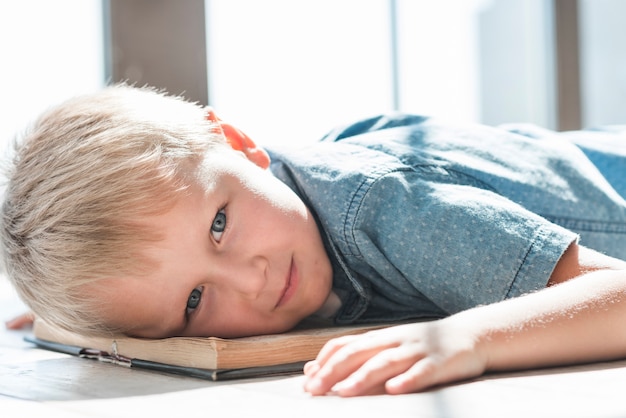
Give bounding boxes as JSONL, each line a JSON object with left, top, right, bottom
{"left": 93, "top": 139, "right": 335, "bottom": 339}
{"left": 6, "top": 112, "right": 626, "bottom": 397}
{"left": 5, "top": 312, "right": 34, "bottom": 329}
{"left": 304, "top": 245, "right": 626, "bottom": 396}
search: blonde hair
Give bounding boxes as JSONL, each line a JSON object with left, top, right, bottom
{"left": 1, "top": 85, "right": 227, "bottom": 335}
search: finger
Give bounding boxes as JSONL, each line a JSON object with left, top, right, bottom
{"left": 314, "top": 328, "right": 400, "bottom": 367}
{"left": 330, "top": 345, "right": 423, "bottom": 397}
{"left": 312, "top": 334, "right": 361, "bottom": 367}
{"left": 385, "top": 357, "right": 441, "bottom": 395}
{"left": 385, "top": 353, "right": 484, "bottom": 395}
{"left": 304, "top": 337, "right": 356, "bottom": 394}
{"left": 5, "top": 312, "right": 35, "bottom": 330}
{"left": 305, "top": 350, "right": 374, "bottom": 395}
{"left": 332, "top": 383, "right": 386, "bottom": 397}
{"left": 303, "top": 360, "right": 320, "bottom": 377}
{"left": 304, "top": 336, "right": 396, "bottom": 395}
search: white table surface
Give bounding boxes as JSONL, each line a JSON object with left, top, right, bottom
{"left": 3, "top": 276, "right": 626, "bottom": 418}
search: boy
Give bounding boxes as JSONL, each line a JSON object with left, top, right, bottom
{"left": 3, "top": 85, "right": 626, "bottom": 397}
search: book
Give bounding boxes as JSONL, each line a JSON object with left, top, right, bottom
{"left": 26, "top": 318, "right": 397, "bottom": 380}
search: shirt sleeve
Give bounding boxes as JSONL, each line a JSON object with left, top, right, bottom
{"left": 350, "top": 169, "right": 579, "bottom": 314}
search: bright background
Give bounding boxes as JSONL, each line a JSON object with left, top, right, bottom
{"left": 1, "top": 0, "right": 625, "bottom": 149}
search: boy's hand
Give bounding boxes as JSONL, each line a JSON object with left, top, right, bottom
{"left": 5, "top": 311, "right": 35, "bottom": 330}
{"left": 303, "top": 320, "right": 487, "bottom": 396}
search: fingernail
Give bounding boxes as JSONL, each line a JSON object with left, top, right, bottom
{"left": 303, "top": 361, "right": 320, "bottom": 376}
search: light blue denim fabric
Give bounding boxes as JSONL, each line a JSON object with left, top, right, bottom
{"left": 268, "top": 114, "right": 626, "bottom": 325}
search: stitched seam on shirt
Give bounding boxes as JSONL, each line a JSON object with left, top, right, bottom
{"left": 506, "top": 236, "right": 536, "bottom": 299}
{"left": 343, "top": 172, "right": 385, "bottom": 256}
{"left": 344, "top": 166, "right": 415, "bottom": 257}
{"left": 541, "top": 215, "right": 626, "bottom": 234}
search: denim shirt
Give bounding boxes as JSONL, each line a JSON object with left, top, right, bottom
{"left": 267, "top": 114, "right": 626, "bottom": 325}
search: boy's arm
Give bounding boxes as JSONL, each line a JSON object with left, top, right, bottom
{"left": 304, "top": 244, "right": 626, "bottom": 396}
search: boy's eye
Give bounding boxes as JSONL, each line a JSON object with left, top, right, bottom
{"left": 211, "top": 209, "right": 227, "bottom": 242}
{"left": 186, "top": 287, "right": 203, "bottom": 315}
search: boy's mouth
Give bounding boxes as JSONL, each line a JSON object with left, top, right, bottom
{"left": 275, "top": 258, "right": 298, "bottom": 308}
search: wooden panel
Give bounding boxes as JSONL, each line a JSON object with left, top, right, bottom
{"left": 554, "top": 0, "right": 582, "bottom": 130}
{"left": 104, "top": 0, "right": 208, "bottom": 105}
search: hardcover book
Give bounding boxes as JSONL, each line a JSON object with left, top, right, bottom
{"left": 27, "top": 318, "right": 395, "bottom": 380}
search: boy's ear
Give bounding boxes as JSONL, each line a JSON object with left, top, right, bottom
{"left": 205, "top": 108, "right": 271, "bottom": 169}
{"left": 220, "top": 122, "right": 271, "bottom": 170}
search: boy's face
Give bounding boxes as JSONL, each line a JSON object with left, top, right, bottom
{"left": 101, "top": 147, "right": 333, "bottom": 338}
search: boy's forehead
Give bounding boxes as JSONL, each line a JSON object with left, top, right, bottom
{"left": 195, "top": 147, "right": 258, "bottom": 186}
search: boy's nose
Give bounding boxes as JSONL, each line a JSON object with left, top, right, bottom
{"left": 218, "top": 255, "right": 268, "bottom": 299}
